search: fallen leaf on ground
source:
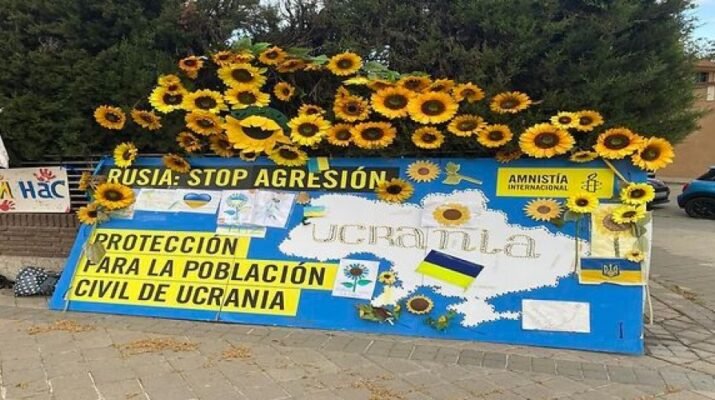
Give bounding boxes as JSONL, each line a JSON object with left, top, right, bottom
{"left": 27, "top": 320, "right": 95, "bottom": 335}
{"left": 117, "top": 337, "right": 197, "bottom": 356}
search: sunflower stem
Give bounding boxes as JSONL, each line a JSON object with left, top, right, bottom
{"left": 602, "top": 159, "right": 630, "bottom": 184}
{"left": 613, "top": 237, "right": 621, "bottom": 258}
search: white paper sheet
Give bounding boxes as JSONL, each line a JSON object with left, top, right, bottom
{"left": 134, "top": 189, "right": 221, "bottom": 214}
{"left": 331, "top": 259, "right": 379, "bottom": 300}
{"left": 522, "top": 299, "right": 590, "bottom": 333}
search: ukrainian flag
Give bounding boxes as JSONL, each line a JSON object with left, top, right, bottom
{"left": 579, "top": 258, "right": 645, "bottom": 286}
{"left": 416, "top": 250, "right": 484, "bottom": 289}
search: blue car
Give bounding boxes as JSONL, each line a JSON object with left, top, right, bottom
{"left": 678, "top": 166, "right": 715, "bottom": 219}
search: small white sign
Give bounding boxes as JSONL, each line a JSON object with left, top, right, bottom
{"left": 0, "top": 167, "right": 70, "bottom": 213}
{"left": 331, "top": 259, "right": 379, "bottom": 300}
{"left": 522, "top": 299, "right": 590, "bottom": 333}
{"left": 134, "top": 189, "right": 221, "bottom": 214}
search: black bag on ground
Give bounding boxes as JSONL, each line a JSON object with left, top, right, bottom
{"left": 14, "top": 267, "right": 60, "bottom": 297}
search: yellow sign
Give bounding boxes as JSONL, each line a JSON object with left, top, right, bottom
{"left": 496, "top": 168, "right": 614, "bottom": 198}
{"left": 68, "top": 228, "right": 338, "bottom": 316}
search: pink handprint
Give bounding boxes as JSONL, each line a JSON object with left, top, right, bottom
{"left": 34, "top": 168, "right": 56, "bottom": 182}
{"left": 0, "top": 200, "right": 15, "bottom": 211}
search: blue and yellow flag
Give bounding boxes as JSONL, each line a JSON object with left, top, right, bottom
{"left": 416, "top": 250, "right": 484, "bottom": 289}
{"left": 307, "top": 157, "right": 330, "bottom": 173}
{"left": 579, "top": 258, "right": 645, "bottom": 286}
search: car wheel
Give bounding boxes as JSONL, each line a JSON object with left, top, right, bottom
{"left": 684, "top": 197, "right": 715, "bottom": 219}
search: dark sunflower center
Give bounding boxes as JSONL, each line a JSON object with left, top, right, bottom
{"left": 183, "top": 59, "right": 197, "bottom": 67}
{"left": 337, "top": 58, "right": 353, "bottom": 69}
{"left": 458, "top": 121, "right": 477, "bottom": 131}
{"left": 218, "top": 54, "right": 230, "bottom": 60}
{"left": 462, "top": 89, "right": 475, "bottom": 97}
{"left": 361, "top": 127, "right": 384, "bottom": 141}
{"left": 417, "top": 167, "right": 430, "bottom": 175}
{"left": 238, "top": 92, "right": 257, "bottom": 104}
{"left": 623, "top": 211, "right": 637, "bottom": 218}
{"left": 305, "top": 108, "right": 319, "bottom": 115}
{"left": 537, "top": 205, "right": 552, "bottom": 214}
{"left": 298, "top": 123, "right": 319, "bottom": 137}
{"left": 409, "top": 298, "right": 429, "bottom": 311}
{"left": 488, "top": 131, "right": 504, "bottom": 141}
{"left": 579, "top": 116, "right": 593, "bottom": 125}
{"left": 243, "top": 126, "right": 274, "bottom": 140}
{"left": 534, "top": 132, "right": 559, "bottom": 149}
{"left": 421, "top": 133, "right": 437, "bottom": 143}
{"left": 232, "top": 69, "right": 253, "bottom": 82}
{"left": 603, "top": 215, "right": 630, "bottom": 232}
{"left": 282, "top": 88, "right": 291, "bottom": 95}
{"left": 104, "top": 189, "right": 123, "bottom": 201}
{"left": 335, "top": 129, "right": 351, "bottom": 140}
{"left": 431, "top": 85, "right": 446, "bottom": 91}
{"left": 197, "top": 119, "right": 214, "bottom": 128}
{"left": 405, "top": 80, "right": 421, "bottom": 90}
{"left": 105, "top": 113, "right": 120, "bottom": 122}
{"left": 500, "top": 98, "right": 518, "bottom": 109}
{"left": 442, "top": 209, "right": 463, "bottom": 220}
{"left": 167, "top": 84, "right": 180, "bottom": 91}
{"left": 164, "top": 93, "right": 183, "bottom": 105}
{"left": 641, "top": 147, "right": 660, "bottom": 161}
{"left": 345, "top": 102, "right": 361, "bottom": 115}
{"left": 630, "top": 189, "right": 645, "bottom": 199}
{"left": 87, "top": 210, "right": 98, "bottom": 218}
{"left": 576, "top": 198, "right": 589, "bottom": 207}
{"left": 196, "top": 96, "right": 218, "bottom": 109}
{"left": 265, "top": 50, "right": 279, "bottom": 59}
{"left": 559, "top": 116, "right": 572, "bottom": 124}
{"left": 278, "top": 148, "right": 299, "bottom": 160}
{"left": 385, "top": 94, "right": 408, "bottom": 109}
{"left": 386, "top": 184, "right": 403, "bottom": 195}
{"left": 140, "top": 114, "right": 154, "bottom": 123}
{"left": 349, "top": 267, "right": 364, "bottom": 276}
{"left": 122, "top": 150, "right": 133, "bottom": 160}
{"left": 421, "top": 100, "right": 446, "bottom": 116}
{"left": 604, "top": 134, "right": 630, "bottom": 150}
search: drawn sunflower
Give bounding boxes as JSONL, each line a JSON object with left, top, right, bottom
{"left": 625, "top": 249, "right": 646, "bottom": 263}
{"left": 573, "top": 110, "right": 604, "bottom": 132}
{"left": 326, "top": 52, "right": 363, "bottom": 76}
{"left": 594, "top": 128, "right": 643, "bottom": 159}
{"left": 519, "top": 123, "right": 575, "bottom": 158}
{"left": 273, "top": 82, "right": 296, "bottom": 101}
{"left": 224, "top": 86, "right": 270, "bottom": 109}
{"left": 326, "top": 123, "right": 353, "bottom": 147}
{"left": 76, "top": 202, "right": 107, "bottom": 225}
{"left": 593, "top": 206, "right": 633, "bottom": 245}
{"left": 239, "top": 150, "right": 258, "bottom": 162}
{"left": 397, "top": 75, "right": 431, "bottom": 92}
{"left": 333, "top": 95, "right": 371, "bottom": 122}
{"left": 288, "top": 114, "right": 331, "bottom": 146}
{"left": 524, "top": 199, "right": 562, "bottom": 222}
{"left": 112, "top": 142, "right": 138, "bottom": 168}
{"left": 476, "top": 124, "right": 513, "bottom": 148}
{"left": 406, "top": 160, "right": 440, "bottom": 182}
{"left": 182, "top": 89, "right": 227, "bottom": 114}
{"left": 405, "top": 295, "right": 434, "bottom": 315}
{"left": 94, "top": 106, "right": 126, "bottom": 130}
{"left": 489, "top": 91, "right": 531, "bottom": 114}
{"left": 428, "top": 79, "right": 456, "bottom": 92}
{"left": 176, "top": 131, "right": 202, "bottom": 153}
{"left": 631, "top": 137, "right": 675, "bottom": 171}
{"left": 408, "top": 91, "right": 458, "bottom": 125}
{"left": 258, "top": 46, "right": 287, "bottom": 65}
{"left": 211, "top": 50, "right": 235, "bottom": 66}
{"left": 371, "top": 86, "right": 414, "bottom": 119}
{"left": 130, "top": 109, "right": 162, "bottom": 131}
{"left": 268, "top": 145, "right": 308, "bottom": 167}
{"left": 94, "top": 183, "right": 135, "bottom": 210}
{"left": 218, "top": 63, "right": 267, "bottom": 88}
{"left": 209, "top": 134, "right": 235, "bottom": 158}
{"left": 162, "top": 153, "right": 191, "bottom": 174}
{"left": 447, "top": 115, "right": 484, "bottom": 137}
{"left": 495, "top": 148, "right": 523, "bottom": 163}
{"left": 550, "top": 112, "right": 578, "bottom": 130}
{"left": 566, "top": 192, "right": 599, "bottom": 214}
{"left": 185, "top": 111, "right": 223, "bottom": 136}
{"left": 298, "top": 104, "right": 326, "bottom": 116}
{"left": 452, "top": 82, "right": 485, "bottom": 103}
{"left": 149, "top": 86, "right": 186, "bottom": 113}
{"left": 433, "top": 203, "right": 471, "bottom": 227}
{"left": 375, "top": 178, "right": 414, "bottom": 203}
{"left": 378, "top": 271, "right": 398, "bottom": 285}
{"left": 276, "top": 58, "right": 306, "bottom": 73}
{"left": 620, "top": 183, "right": 655, "bottom": 205}
{"left": 611, "top": 204, "right": 646, "bottom": 224}
{"left": 351, "top": 122, "right": 397, "bottom": 149}
{"left": 224, "top": 115, "right": 291, "bottom": 153}
{"left": 178, "top": 56, "right": 203, "bottom": 79}
{"left": 411, "top": 126, "right": 444, "bottom": 149}
{"left": 569, "top": 150, "right": 598, "bottom": 163}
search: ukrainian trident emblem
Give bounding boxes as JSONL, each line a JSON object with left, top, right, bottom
{"left": 602, "top": 263, "right": 620, "bottom": 278}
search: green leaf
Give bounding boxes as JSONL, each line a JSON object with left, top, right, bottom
{"left": 232, "top": 37, "right": 252, "bottom": 51}
{"left": 357, "top": 279, "right": 372, "bottom": 286}
{"left": 251, "top": 42, "right": 270, "bottom": 53}
{"left": 309, "top": 55, "right": 329, "bottom": 65}
{"left": 288, "top": 47, "right": 312, "bottom": 57}
{"left": 550, "top": 217, "right": 565, "bottom": 228}
{"left": 341, "top": 282, "right": 355, "bottom": 288}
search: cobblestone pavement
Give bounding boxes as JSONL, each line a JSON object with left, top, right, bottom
{"left": 0, "top": 186, "right": 713, "bottom": 400}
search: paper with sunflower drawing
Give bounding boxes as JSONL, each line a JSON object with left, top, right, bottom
{"left": 332, "top": 259, "right": 379, "bottom": 300}
{"left": 590, "top": 204, "right": 640, "bottom": 258}
{"left": 420, "top": 191, "right": 484, "bottom": 228}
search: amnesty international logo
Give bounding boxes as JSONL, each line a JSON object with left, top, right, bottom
{"left": 496, "top": 168, "right": 614, "bottom": 198}
{"left": 601, "top": 263, "right": 620, "bottom": 278}
{"left": 580, "top": 173, "right": 603, "bottom": 193}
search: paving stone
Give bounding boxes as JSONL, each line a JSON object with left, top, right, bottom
{"left": 96, "top": 379, "right": 146, "bottom": 400}
{"left": 410, "top": 345, "right": 439, "bottom": 361}
{"left": 139, "top": 372, "right": 196, "bottom": 400}
{"left": 239, "top": 384, "right": 291, "bottom": 400}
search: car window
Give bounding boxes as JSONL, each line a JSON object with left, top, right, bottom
{"left": 697, "top": 169, "right": 715, "bottom": 181}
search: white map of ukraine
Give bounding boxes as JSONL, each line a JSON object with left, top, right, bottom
{"left": 279, "top": 189, "right": 586, "bottom": 326}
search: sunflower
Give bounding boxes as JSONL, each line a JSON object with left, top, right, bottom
{"left": 326, "top": 52, "right": 363, "bottom": 76}
{"left": 371, "top": 86, "right": 414, "bottom": 119}
{"left": 620, "top": 183, "right": 655, "bottom": 205}
{"left": 113, "top": 142, "right": 138, "bottom": 168}
{"left": 405, "top": 295, "right": 434, "bottom": 315}
{"left": 524, "top": 199, "right": 562, "bottom": 222}
{"left": 428, "top": 79, "right": 455, "bottom": 92}
{"left": 611, "top": 204, "right": 646, "bottom": 224}
{"left": 625, "top": 249, "right": 646, "bottom": 263}
{"left": 258, "top": 46, "right": 287, "bottom": 65}
{"left": 94, "top": 183, "right": 135, "bottom": 210}
{"left": 239, "top": 150, "right": 258, "bottom": 162}
{"left": 452, "top": 82, "right": 485, "bottom": 103}
{"left": 218, "top": 63, "right": 267, "bottom": 88}
{"left": 78, "top": 171, "right": 92, "bottom": 191}
{"left": 178, "top": 56, "right": 203, "bottom": 79}
{"left": 351, "top": 122, "right": 397, "bottom": 149}
{"left": 224, "top": 115, "right": 291, "bottom": 153}
{"left": 378, "top": 271, "right": 398, "bottom": 285}
{"left": 397, "top": 75, "right": 431, "bottom": 92}
{"left": 234, "top": 51, "right": 255, "bottom": 63}
{"left": 176, "top": 131, "right": 202, "bottom": 153}
{"left": 268, "top": 145, "right": 308, "bottom": 167}
{"left": 212, "top": 50, "right": 235, "bottom": 66}
{"left": 406, "top": 160, "right": 440, "bottom": 182}
{"left": 490, "top": 91, "right": 531, "bottom": 114}
{"left": 303, "top": 62, "right": 323, "bottom": 72}
{"left": 573, "top": 110, "right": 604, "bottom": 132}
{"left": 566, "top": 192, "right": 599, "bottom": 214}
{"left": 209, "top": 134, "right": 235, "bottom": 158}
{"left": 594, "top": 128, "right": 643, "bottom": 159}
{"left": 130, "top": 109, "right": 162, "bottom": 131}
{"left": 288, "top": 114, "right": 331, "bottom": 146}
{"left": 550, "top": 112, "right": 578, "bottom": 130}
{"left": 276, "top": 58, "right": 306, "bottom": 73}
{"left": 447, "top": 115, "right": 485, "bottom": 137}
{"left": 495, "top": 148, "right": 523, "bottom": 163}
{"left": 367, "top": 79, "right": 394, "bottom": 91}
{"left": 224, "top": 86, "right": 270, "bottom": 109}
{"left": 94, "top": 106, "right": 126, "bottom": 130}
{"left": 569, "top": 150, "right": 599, "bottom": 163}
{"left": 408, "top": 91, "right": 458, "bottom": 124}
{"left": 157, "top": 74, "right": 182, "bottom": 88}
{"left": 631, "top": 137, "right": 675, "bottom": 171}
{"left": 375, "top": 178, "right": 414, "bottom": 203}
{"left": 333, "top": 95, "right": 371, "bottom": 122}
{"left": 519, "top": 124, "right": 575, "bottom": 158}
{"left": 318, "top": 124, "right": 351, "bottom": 148}
{"left": 162, "top": 153, "right": 191, "bottom": 174}
{"left": 476, "top": 124, "right": 513, "bottom": 148}
{"left": 433, "top": 203, "right": 471, "bottom": 227}
{"left": 298, "top": 104, "right": 326, "bottom": 116}
{"left": 273, "top": 82, "right": 296, "bottom": 101}
{"left": 149, "top": 86, "right": 186, "bottom": 113}
{"left": 183, "top": 89, "right": 227, "bottom": 114}
{"left": 411, "top": 127, "right": 445, "bottom": 149}
{"left": 76, "top": 202, "right": 108, "bottom": 225}
{"left": 185, "top": 111, "right": 223, "bottom": 136}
